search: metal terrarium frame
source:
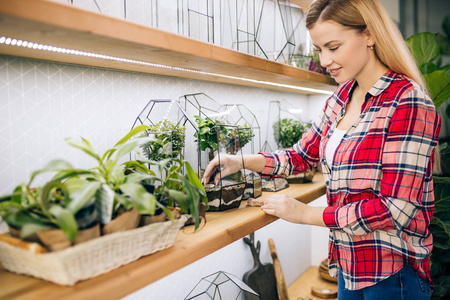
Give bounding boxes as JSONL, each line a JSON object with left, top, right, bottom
{"left": 130, "top": 99, "right": 195, "bottom": 177}
{"left": 221, "top": 103, "right": 262, "bottom": 199}
{"left": 178, "top": 93, "right": 247, "bottom": 211}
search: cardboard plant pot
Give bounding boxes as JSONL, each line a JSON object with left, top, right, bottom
{"left": 37, "top": 223, "right": 101, "bottom": 252}
{"left": 7, "top": 226, "right": 40, "bottom": 243}
{"left": 101, "top": 208, "right": 140, "bottom": 235}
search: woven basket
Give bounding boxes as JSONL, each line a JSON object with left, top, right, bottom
{"left": 0, "top": 216, "right": 187, "bottom": 285}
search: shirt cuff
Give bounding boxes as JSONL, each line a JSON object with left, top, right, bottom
{"left": 323, "top": 206, "right": 340, "bottom": 229}
{"left": 257, "top": 152, "right": 275, "bottom": 176}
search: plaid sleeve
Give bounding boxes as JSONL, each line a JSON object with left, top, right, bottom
{"left": 323, "top": 87, "right": 441, "bottom": 234}
{"left": 259, "top": 95, "right": 334, "bottom": 176}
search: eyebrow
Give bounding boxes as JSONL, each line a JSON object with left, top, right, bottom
{"left": 313, "top": 40, "right": 340, "bottom": 48}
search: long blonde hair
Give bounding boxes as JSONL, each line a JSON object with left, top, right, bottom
{"left": 306, "top": 0, "right": 442, "bottom": 174}
{"left": 305, "top": 0, "right": 425, "bottom": 89}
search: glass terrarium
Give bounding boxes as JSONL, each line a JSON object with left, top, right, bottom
{"left": 185, "top": 271, "right": 260, "bottom": 300}
{"left": 130, "top": 99, "right": 191, "bottom": 189}
{"left": 179, "top": 93, "right": 247, "bottom": 211}
{"left": 221, "top": 104, "right": 262, "bottom": 199}
{"left": 266, "top": 100, "right": 316, "bottom": 185}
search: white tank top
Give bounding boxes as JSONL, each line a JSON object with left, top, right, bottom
{"left": 325, "top": 128, "right": 346, "bottom": 169}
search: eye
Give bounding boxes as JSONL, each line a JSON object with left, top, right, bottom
{"left": 330, "top": 46, "right": 339, "bottom": 52}
{"left": 313, "top": 48, "right": 321, "bottom": 53}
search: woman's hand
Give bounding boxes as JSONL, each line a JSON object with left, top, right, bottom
{"left": 261, "top": 194, "right": 326, "bottom": 227}
{"left": 202, "top": 154, "right": 244, "bottom": 186}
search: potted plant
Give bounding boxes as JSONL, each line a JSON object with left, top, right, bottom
{"left": 406, "top": 16, "right": 450, "bottom": 299}
{"left": 0, "top": 162, "right": 102, "bottom": 251}
{"left": 64, "top": 125, "right": 158, "bottom": 234}
{"left": 194, "top": 115, "right": 246, "bottom": 211}
{"left": 124, "top": 153, "right": 208, "bottom": 230}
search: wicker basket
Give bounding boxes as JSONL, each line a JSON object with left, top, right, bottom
{"left": 0, "top": 216, "right": 187, "bottom": 285}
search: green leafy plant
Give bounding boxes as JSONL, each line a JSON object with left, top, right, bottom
{"left": 140, "top": 120, "right": 186, "bottom": 162}
{"left": 194, "top": 115, "right": 228, "bottom": 160}
{"left": 0, "top": 125, "right": 157, "bottom": 242}
{"left": 0, "top": 161, "right": 103, "bottom": 242}
{"left": 406, "top": 15, "right": 450, "bottom": 299}
{"left": 273, "top": 118, "right": 311, "bottom": 149}
{"left": 123, "top": 155, "right": 208, "bottom": 230}
{"left": 194, "top": 116, "right": 255, "bottom": 159}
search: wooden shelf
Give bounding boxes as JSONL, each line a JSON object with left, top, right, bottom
{"left": 288, "top": 266, "right": 338, "bottom": 300}
{"left": 0, "top": 174, "right": 325, "bottom": 300}
{"left": 0, "top": 0, "right": 336, "bottom": 95}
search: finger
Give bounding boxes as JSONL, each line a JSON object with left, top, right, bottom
{"left": 262, "top": 207, "right": 278, "bottom": 217}
{"left": 214, "top": 172, "right": 221, "bottom": 186}
{"left": 203, "top": 160, "right": 219, "bottom": 183}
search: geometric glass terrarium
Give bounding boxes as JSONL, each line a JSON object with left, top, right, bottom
{"left": 255, "top": 0, "right": 296, "bottom": 63}
{"left": 130, "top": 99, "right": 191, "bottom": 178}
{"left": 222, "top": 104, "right": 262, "bottom": 199}
{"left": 185, "top": 271, "right": 260, "bottom": 299}
{"left": 267, "top": 100, "right": 316, "bottom": 185}
{"left": 179, "top": 93, "right": 247, "bottom": 211}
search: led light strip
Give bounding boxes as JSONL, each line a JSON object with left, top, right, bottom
{"left": 0, "top": 36, "right": 334, "bottom": 95}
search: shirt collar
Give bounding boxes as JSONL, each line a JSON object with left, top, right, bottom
{"left": 344, "top": 69, "right": 396, "bottom": 101}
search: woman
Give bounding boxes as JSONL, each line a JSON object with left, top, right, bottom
{"left": 202, "top": 0, "right": 441, "bottom": 299}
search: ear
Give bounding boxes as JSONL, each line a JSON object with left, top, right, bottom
{"left": 364, "top": 28, "right": 375, "bottom": 47}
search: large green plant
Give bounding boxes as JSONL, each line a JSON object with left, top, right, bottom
{"left": 406, "top": 15, "right": 450, "bottom": 299}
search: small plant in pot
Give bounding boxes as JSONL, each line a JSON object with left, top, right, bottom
{"left": 124, "top": 153, "right": 208, "bottom": 230}
{"left": 0, "top": 161, "right": 103, "bottom": 251}
{"left": 194, "top": 115, "right": 246, "bottom": 211}
{"left": 272, "top": 118, "right": 316, "bottom": 184}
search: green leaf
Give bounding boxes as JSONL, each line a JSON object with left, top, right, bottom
{"left": 49, "top": 205, "right": 78, "bottom": 242}
{"left": 185, "top": 161, "right": 206, "bottom": 194}
{"left": 113, "top": 124, "right": 149, "bottom": 148}
{"left": 167, "top": 190, "right": 188, "bottom": 212}
{"left": 109, "top": 163, "right": 125, "bottom": 185}
{"left": 419, "top": 62, "right": 438, "bottom": 75}
{"left": 65, "top": 178, "right": 100, "bottom": 214}
{"left": 423, "top": 70, "right": 450, "bottom": 107}
{"left": 125, "top": 172, "right": 159, "bottom": 184}
{"left": 119, "top": 182, "right": 156, "bottom": 215}
{"left": 406, "top": 32, "right": 440, "bottom": 67}
{"left": 29, "top": 159, "right": 75, "bottom": 185}
{"left": 113, "top": 137, "right": 154, "bottom": 163}
{"left": 66, "top": 137, "right": 101, "bottom": 163}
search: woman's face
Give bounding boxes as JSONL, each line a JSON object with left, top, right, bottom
{"left": 309, "top": 20, "right": 372, "bottom": 84}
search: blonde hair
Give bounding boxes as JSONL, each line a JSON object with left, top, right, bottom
{"left": 306, "top": 0, "right": 425, "bottom": 89}
{"left": 306, "top": 0, "right": 442, "bottom": 174}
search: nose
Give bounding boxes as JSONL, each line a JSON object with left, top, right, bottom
{"left": 319, "top": 52, "right": 332, "bottom": 68}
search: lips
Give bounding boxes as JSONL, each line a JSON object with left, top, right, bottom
{"left": 329, "top": 67, "right": 341, "bottom": 76}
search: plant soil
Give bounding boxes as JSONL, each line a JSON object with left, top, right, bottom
{"left": 205, "top": 180, "right": 246, "bottom": 211}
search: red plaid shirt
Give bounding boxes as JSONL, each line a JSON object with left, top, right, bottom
{"left": 260, "top": 70, "right": 441, "bottom": 290}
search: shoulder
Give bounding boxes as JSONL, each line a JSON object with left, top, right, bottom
{"left": 386, "top": 73, "right": 435, "bottom": 109}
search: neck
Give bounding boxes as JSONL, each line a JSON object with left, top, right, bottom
{"left": 355, "top": 57, "right": 389, "bottom": 95}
